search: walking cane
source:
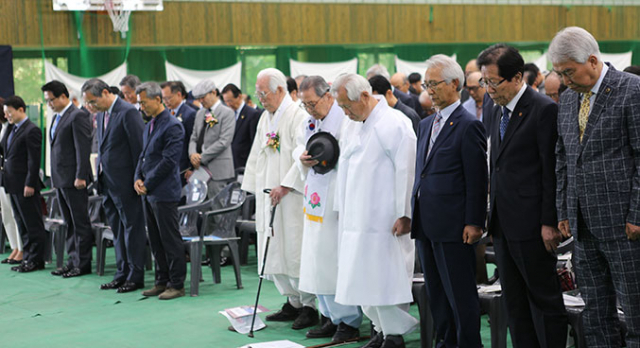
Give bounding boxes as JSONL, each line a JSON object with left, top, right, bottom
{"left": 248, "top": 188, "right": 277, "bottom": 338}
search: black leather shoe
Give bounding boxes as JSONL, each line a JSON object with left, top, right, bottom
{"left": 62, "top": 268, "right": 91, "bottom": 278}
{"left": 361, "top": 331, "right": 384, "bottom": 348}
{"left": 10, "top": 263, "right": 23, "bottom": 271}
{"left": 332, "top": 322, "right": 360, "bottom": 343}
{"left": 306, "top": 319, "right": 337, "bottom": 338}
{"left": 1, "top": 258, "right": 11, "bottom": 264}
{"left": 266, "top": 302, "right": 300, "bottom": 322}
{"left": 292, "top": 306, "right": 319, "bottom": 330}
{"left": 51, "top": 266, "right": 72, "bottom": 276}
{"left": 117, "top": 281, "right": 144, "bottom": 293}
{"left": 8, "top": 259, "right": 22, "bottom": 265}
{"left": 100, "top": 279, "right": 124, "bottom": 290}
{"left": 17, "top": 260, "right": 45, "bottom": 273}
{"left": 380, "top": 335, "right": 405, "bottom": 348}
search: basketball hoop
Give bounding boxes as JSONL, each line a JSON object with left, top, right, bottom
{"left": 105, "top": 0, "right": 131, "bottom": 39}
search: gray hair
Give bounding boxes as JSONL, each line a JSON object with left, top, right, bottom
{"left": 119, "top": 75, "right": 141, "bottom": 89}
{"left": 135, "top": 81, "right": 162, "bottom": 99}
{"left": 331, "top": 73, "right": 372, "bottom": 102}
{"left": 366, "top": 64, "right": 390, "bottom": 81}
{"left": 425, "top": 54, "right": 465, "bottom": 92}
{"left": 81, "top": 78, "right": 110, "bottom": 97}
{"left": 192, "top": 79, "right": 217, "bottom": 99}
{"left": 257, "top": 68, "right": 287, "bottom": 93}
{"left": 299, "top": 76, "right": 330, "bottom": 98}
{"left": 548, "top": 26, "right": 601, "bottom": 64}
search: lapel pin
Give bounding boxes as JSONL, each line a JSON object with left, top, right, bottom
{"left": 241, "top": 115, "right": 245, "bottom": 119}
{"left": 519, "top": 112, "right": 523, "bottom": 117}
{"left": 605, "top": 87, "right": 611, "bottom": 93}
{"left": 449, "top": 122, "right": 453, "bottom": 125}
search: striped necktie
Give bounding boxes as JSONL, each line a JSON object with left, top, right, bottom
{"left": 427, "top": 113, "right": 443, "bottom": 156}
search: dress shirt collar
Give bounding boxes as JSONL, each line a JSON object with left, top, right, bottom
{"left": 505, "top": 82, "right": 528, "bottom": 114}
{"left": 439, "top": 100, "right": 461, "bottom": 124}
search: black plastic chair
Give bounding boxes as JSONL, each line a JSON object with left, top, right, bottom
{"left": 180, "top": 182, "right": 246, "bottom": 296}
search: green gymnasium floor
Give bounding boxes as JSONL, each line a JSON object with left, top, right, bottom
{"left": 0, "top": 247, "right": 499, "bottom": 348}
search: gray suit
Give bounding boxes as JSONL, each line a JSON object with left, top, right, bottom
{"left": 556, "top": 64, "right": 640, "bottom": 347}
{"left": 189, "top": 102, "right": 235, "bottom": 198}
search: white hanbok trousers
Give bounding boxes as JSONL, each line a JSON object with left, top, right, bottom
{"left": 318, "top": 294, "right": 363, "bottom": 328}
{"left": 271, "top": 274, "right": 316, "bottom": 308}
{"left": 362, "top": 303, "right": 418, "bottom": 336}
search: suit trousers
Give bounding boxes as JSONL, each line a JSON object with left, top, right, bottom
{"left": 101, "top": 181, "right": 146, "bottom": 284}
{"left": 575, "top": 210, "right": 640, "bottom": 348}
{"left": 491, "top": 214, "right": 567, "bottom": 348}
{"left": 144, "top": 198, "right": 186, "bottom": 290}
{"left": 416, "top": 237, "right": 482, "bottom": 348}
{"left": 57, "top": 187, "right": 93, "bottom": 271}
{"left": 0, "top": 187, "right": 21, "bottom": 251}
{"left": 10, "top": 193, "right": 46, "bottom": 263}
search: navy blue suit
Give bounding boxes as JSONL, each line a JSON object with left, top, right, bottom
{"left": 97, "top": 96, "right": 147, "bottom": 284}
{"left": 173, "top": 102, "right": 195, "bottom": 179}
{"left": 411, "top": 104, "right": 487, "bottom": 348}
{"left": 232, "top": 103, "right": 261, "bottom": 169}
{"left": 135, "top": 109, "right": 186, "bottom": 289}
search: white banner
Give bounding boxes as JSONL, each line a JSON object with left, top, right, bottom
{"left": 289, "top": 58, "right": 358, "bottom": 84}
{"left": 395, "top": 54, "right": 457, "bottom": 76}
{"left": 531, "top": 51, "right": 632, "bottom": 73}
{"left": 164, "top": 61, "right": 242, "bottom": 91}
{"left": 44, "top": 61, "right": 128, "bottom": 101}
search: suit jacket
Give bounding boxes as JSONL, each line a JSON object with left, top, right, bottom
{"left": 394, "top": 88, "right": 425, "bottom": 119}
{"left": 0, "top": 118, "right": 43, "bottom": 194}
{"left": 49, "top": 103, "right": 93, "bottom": 188}
{"left": 96, "top": 97, "right": 145, "bottom": 196}
{"left": 411, "top": 104, "right": 488, "bottom": 242}
{"left": 485, "top": 86, "right": 558, "bottom": 241}
{"left": 189, "top": 102, "right": 236, "bottom": 181}
{"left": 393, "top": 99, "right": 420, "bottom": 134}
{"left": 174, "top": 102, "right": 196, "bottom": 173}
{"left": 135, "top": 109, "right": 184, "bottom": 203}
{"left": 232, "top": 103, "right": 261, "bottom": 169}
{"left": 481, "top": 94, "right": 494, "bottom": 135}
{"left": 556, "top": 65, "right": 640, "bottom": 241}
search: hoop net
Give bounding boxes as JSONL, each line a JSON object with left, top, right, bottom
{"left": 105, "top": 0, "right": 131, "bottom": 38}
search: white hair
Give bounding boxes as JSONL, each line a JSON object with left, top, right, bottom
{"left": 548, "top": 26, "right": 601, "bottom": 64}
{"left": 257, "top": 68, "right": 287, "bottom": 93}
{"left": 425, "top": 54, "right": 465, "bottom": 92}
{"left": 331, "top": 73, "right": 372, "bottom": 102}
{"left": 366, "top": 64, "right": 390, "bottom": 81}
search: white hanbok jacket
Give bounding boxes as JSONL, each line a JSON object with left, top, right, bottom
{"left": 334, "top": 97, "right": 417, "bottom": 306}
{"left": 294, "top": 101, "right": 349, "bottom": 295}
{"left": 241, "top": 95, "right": 308, "bottom": 278}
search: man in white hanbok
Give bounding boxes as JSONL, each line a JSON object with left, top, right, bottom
{"left": 241, "top": 68, "right": 318, "bottom": 330}
{"left": 331, "top": 74, "right": 419, "bottom": 348}
{"left": 294, "top": 76, "right": 363, "bottom": 343}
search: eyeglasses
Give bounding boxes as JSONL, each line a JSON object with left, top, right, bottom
{"left": 300, "top": 92, "right": 328, "bottom": 111}
{"left": 479, "top": 77, "right": 507, "bottom": 89}
{"left": 467, "top": 86, "right": 482, "bottom": 93}
{"left": 44, "top": 96, "right": 59, "bottom": 104}
{"left": 421, "top": 80, "right": 447, "bottom": 91}
{"left": 84, "top": 99, "right": 98, "bottom": 106}
{"left": 554, "top": 69, "right": 575, "bottom": 80}
{"left": 254, "top": 90, "right": 271, "bottom": 100}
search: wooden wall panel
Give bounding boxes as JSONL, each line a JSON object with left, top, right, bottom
{"left": 2, "top": 0, "right": 640, "bottom": 49}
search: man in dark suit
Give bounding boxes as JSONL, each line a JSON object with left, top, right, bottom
{"left": 369, "top": 75, "right": 420, "bottom": 134}
{"left": 81, "top": 78, "right": 146, "bottom": 293}
{"left": 42, "top": 81, "right": 94, "bottom": 278}
{"left": 478, "top": 44, "right": 568, "bottom": 348}
{"left": 161, "top": 81, "right": 195, "bottom": 184}
{"left": 221, "top": 84, "right": 261, "bottom": 170}
{"left": 551, "top": 27, "right": 640, "bottom": 347}
{"left": 0, "top": 96, "right": 46, "bottom": 273}
{"left": 134, "top": 82, "right": 186, "bottom": 300}
{"left": 411, "top": 55, "right": 487, "bottom": 348}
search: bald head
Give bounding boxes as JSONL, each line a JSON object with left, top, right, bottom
{"left": 465, "top": 59, "right": 479, "bottom": 77}
{"left": 419, "top": 91, "right": 435, "bottom": 116}
{"left": 544, "top": 72, "right": 565, "bottom": 103}
{"left": 466, "top": 71, "right": 486, "bottom": 105}
{"left": 390, "top": 73, "right": 410, "bottom": 93}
